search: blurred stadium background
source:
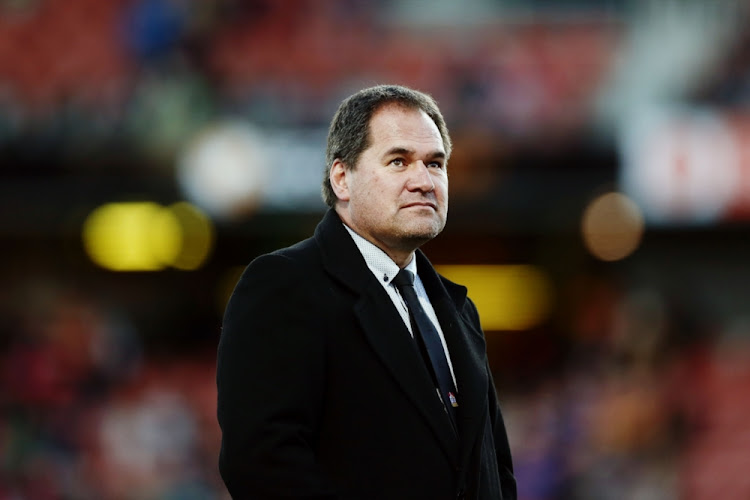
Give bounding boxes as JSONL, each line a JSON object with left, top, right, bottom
{"left": 2, "top": 0, "right": 750, "bottom": 498}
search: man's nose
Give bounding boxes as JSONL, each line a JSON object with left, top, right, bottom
{"left": 408, "top": 161, "right": 435, "bottom": 192}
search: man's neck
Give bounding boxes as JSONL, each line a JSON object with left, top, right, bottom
{"left": 336, "top": 210, "right": 416, "bottom": 268}
{"left": 341, "top": 221, "right": 415, "bottom": 269}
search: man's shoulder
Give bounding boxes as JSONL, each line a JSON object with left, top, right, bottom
{"left": 254, "top": 209, "right": 340, "bottom": 267}
{"left": 238, "top": 210, "right": 364, "bottom": 292}
{"left": 245, "top": 234, "right": 322, "bottom": 279}
{"left": 271, "top": 234, "right": 319, "bottom": 261}
{"left": 227, "top": 236, "right": 326, "bottom": 316}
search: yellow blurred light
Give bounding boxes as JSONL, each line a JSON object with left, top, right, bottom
{"left": 436, "top": 265, "right": 553, "bottom": 331}
{"left": 83, "top": 202, "right": 181, "bottom": 271}
{"left": 168, "top": 202, "right": 215, "bottom": 270}
{"left": 150, "top": 206, "right": 183, "bottom": 265}
{"left": 582, "top": 192, "right": 644, "bottom": 262}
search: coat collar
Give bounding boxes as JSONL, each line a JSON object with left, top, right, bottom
{"left": 314, "top": 209, "right": 488, "bottom": 468}
{"left": 314, "top": 209, "right": 469, "bottom": 309}
{"left": 314, "top": 209, "right": 374, "bottom": 295}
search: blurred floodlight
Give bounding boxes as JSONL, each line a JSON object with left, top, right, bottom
{"left": 177, "top": 121, "right": 267, "bottom": 219}
{"left": 83, "top": 202, "right": 181, "bottom": 271}
{"left": 167, "top": 202, "right": 214, "bottom": 270}
{"left": 581, "top": 192, "right": 644, "bottom": 262}
{"left": 83, "top": 201, "right": 214, "bottom": 271}
{"left": 436, "top": 265, "right": 553, "bottom": 331}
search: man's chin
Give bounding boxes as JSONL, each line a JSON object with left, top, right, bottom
{"left": 400, "top": 223, "right": 444, "bottom": 246}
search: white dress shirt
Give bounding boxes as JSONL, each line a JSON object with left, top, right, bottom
{"left": 343, "top": 224, "right": 457, "bottom": 384}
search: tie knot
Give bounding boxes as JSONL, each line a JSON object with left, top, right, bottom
{"left": 392, "top": 269, "right": 415, "bottom": 288}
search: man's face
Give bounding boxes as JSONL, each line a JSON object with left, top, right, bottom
{"left": 334, "top": 103, "right": 448, "bottom": 261}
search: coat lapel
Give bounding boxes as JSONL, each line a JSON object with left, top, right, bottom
{"left": 416, "top": 252, "right": 490, "bottom": 471}
{"left": 314, "top": 210, "right": 460, "bottom": 464}
{"left": 354, "top": 290, "right": 461, "bottom": 462}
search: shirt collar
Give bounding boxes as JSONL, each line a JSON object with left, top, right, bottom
{"left": 343, "top": 224, "right": 417, "bottom": 285}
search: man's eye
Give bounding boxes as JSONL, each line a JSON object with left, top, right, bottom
{"left": 391, "top": 159, "right": 405, "bottom": 167}
{"left": 428, "top": 162, "right": 444, "bottom": 169}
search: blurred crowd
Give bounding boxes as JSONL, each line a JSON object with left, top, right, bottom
{"left": 503, "top": 276, "right": 750, "bottom": 500}
{"left": 0, "top": 0, "right": 615, "bottom": 159}
{"left": 0, "top": 280, "right": 226, "bottom": 499}
{"left": 2, "top": 270, "right": 750, "bottom": 499}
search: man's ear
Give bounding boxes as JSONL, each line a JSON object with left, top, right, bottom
{"left": 329, "top": 159, "right": 350, "bottom": 202}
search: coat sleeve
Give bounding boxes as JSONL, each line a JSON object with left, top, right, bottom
{"left": 216, "top": 253, "right": 337, "bottom": 499}
{"left": 465, "top": 297, "right": 517, "bottom": 500}
{"left": 487, "top": 364, "right": 517, "bottom": 500}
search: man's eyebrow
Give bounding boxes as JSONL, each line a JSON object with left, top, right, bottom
{"left": 383, "top": 147, "right": 446, "bottom": 159}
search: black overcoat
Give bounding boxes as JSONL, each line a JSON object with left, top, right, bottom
{"left": 217, "top": 209, "right": 516, "bottom": 500}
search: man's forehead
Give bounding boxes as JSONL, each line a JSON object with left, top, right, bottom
{"left": 368, "top": 105, "right": 444, "bottom": 149}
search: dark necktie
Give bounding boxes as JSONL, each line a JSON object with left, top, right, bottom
{"left": 392, "top": 269, "right": 458, "bottom": 427}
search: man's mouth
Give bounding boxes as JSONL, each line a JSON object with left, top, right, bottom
{"left": 402, "top": 201, "right": 437, "bottom": 210}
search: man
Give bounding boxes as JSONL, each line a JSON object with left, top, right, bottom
{"left": 217, "top": 85, "right": 516, "bottom": 499}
